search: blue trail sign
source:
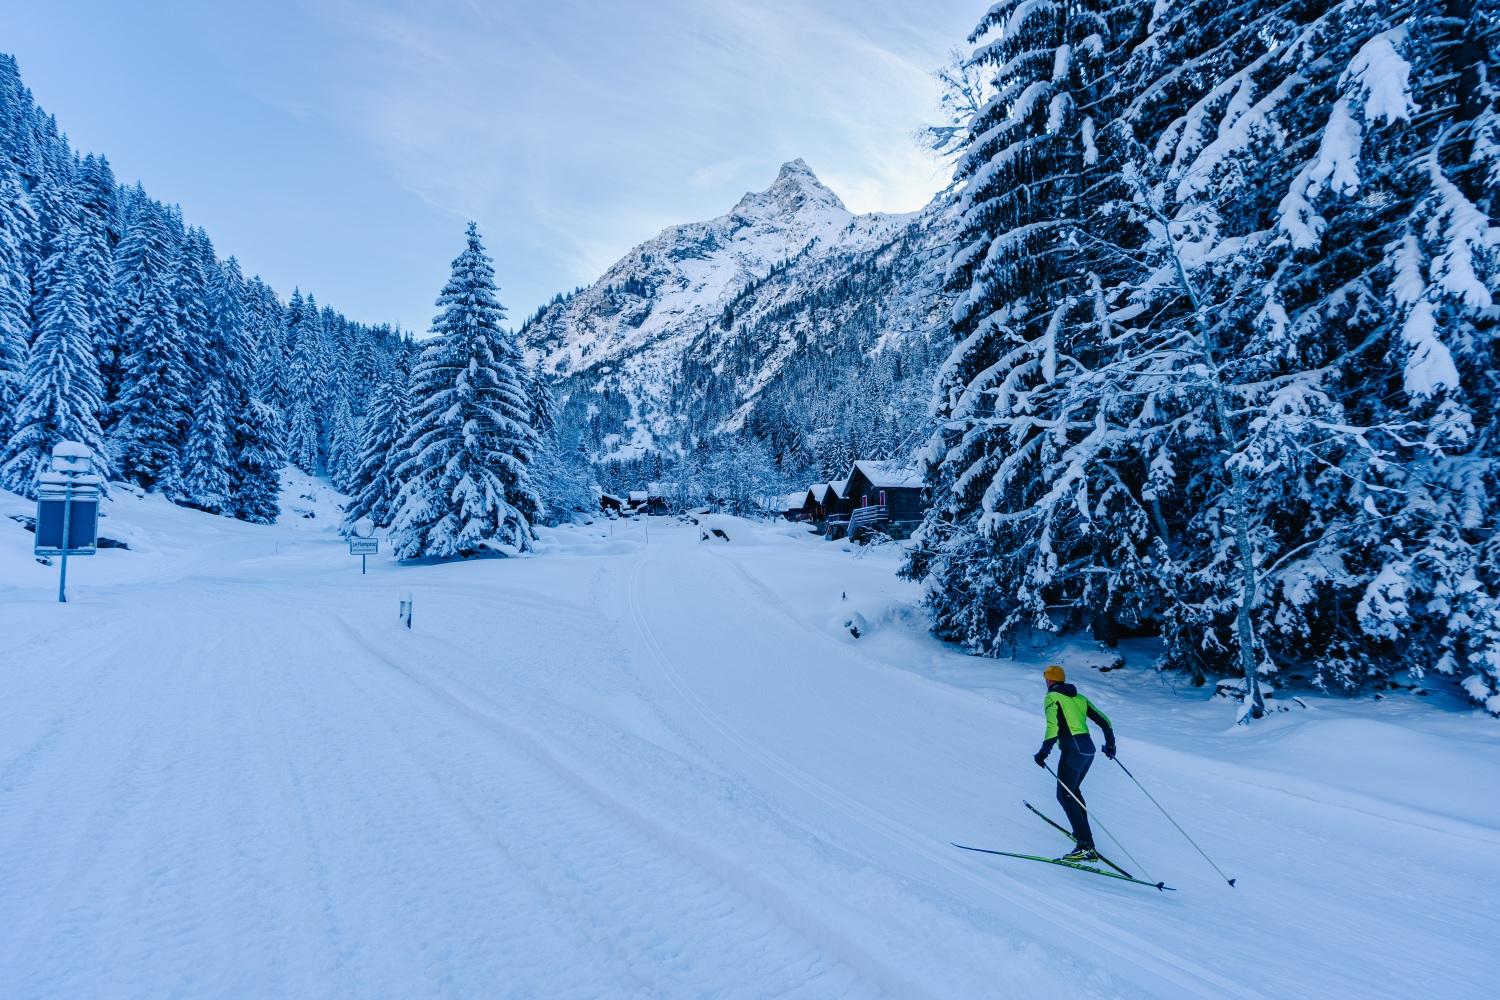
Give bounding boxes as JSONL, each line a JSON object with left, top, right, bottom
{"left": 34, "top": 442, "right": 103, "bottom": 602}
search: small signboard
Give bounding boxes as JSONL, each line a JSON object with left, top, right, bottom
{"left": 34, "top": 479, "right": 101, "bottom": 557}
{"left": 35, "top": 442, "right": 102, "bottom": 603}
{"left": 349, "top": 537, "right": 379, "bottom": 555}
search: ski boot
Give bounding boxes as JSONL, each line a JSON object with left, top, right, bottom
{"left": 1061, "top": 845, "right": 1100, "bottom": 864}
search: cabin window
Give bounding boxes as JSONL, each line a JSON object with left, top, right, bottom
{"left": 878, "top": 491, "right": 886, "bottom": 506}
{"left": 861, "top": 495, "right": 869, "bottom": 507}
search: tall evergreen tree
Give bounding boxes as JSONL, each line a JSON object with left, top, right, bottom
{"left": 173, "top": 225, "right": 214, "bottom": 381}
{"left": 0, "top": 157, "right": 32, "bottom": 447}
{"left": 326, "top": 391, "right": 361, "bottom": 492}
{"left": 229, "top": 397, "right": 284, "bottom": 524}
{"left": 0, "top": 227, "right": 108, "bottom": 495}
{"left": 73, "top": 154, "right": 116, "bottom": 338}
{"left": 910, "top": 0, "right": 1500, "bottom": 716}
{"left": 344, "top": 363, "right": 411, "bottom": 529}
{"left": 112, "top": 202, "right": 190, "bottom": 489}
{"left": 284, "top": 392, "right": 320, "bottom": 474}
{"left": 906, "top": 0, "right": 1138, "bottom": 659}
{"left": 282, "top": 289, "right": 324, "bottom": 473}
{"left": 176, "top": 378, "right": 233, "bottom": 512}
{"left": 246, "top": 276, "right": 288, "bottom": 413}
{"left": 389, "top": 223, "right": 541, "bottom": 557}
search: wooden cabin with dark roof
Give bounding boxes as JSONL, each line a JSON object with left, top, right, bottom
{"left": 838, "top": 460, "right": 929, "bottom": 539}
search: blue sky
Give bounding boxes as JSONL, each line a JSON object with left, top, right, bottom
{"left": 2, "top": 1, "right": 979, "bottom": 332}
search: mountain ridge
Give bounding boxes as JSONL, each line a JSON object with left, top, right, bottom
{"left": 524, "top": 160, "right": 955, "bottom": 467}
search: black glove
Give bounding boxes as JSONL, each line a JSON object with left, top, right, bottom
{"left": 1104, "top": 744, "right": 1117, "bottom": 760}
{"left": 1033, "top": 751, "right": 1048, "bottom": 768}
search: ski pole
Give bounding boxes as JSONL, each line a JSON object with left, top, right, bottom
{"left": 1044, "top": 762, "right": 1156, "bottom": 885}
{"left": 1113, "top": 756, "right": 1236, "bottom": 887}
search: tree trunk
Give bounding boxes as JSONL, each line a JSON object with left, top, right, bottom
{"left": 1228, "top": 461, "right": 1266, "bottom": 719}
{"left": 1155, "top": 193, "right": 1266, "bottom": 720}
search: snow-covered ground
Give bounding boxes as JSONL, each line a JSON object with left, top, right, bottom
{"left": 2, "top": 482, "right": 1497, "bottom": 999}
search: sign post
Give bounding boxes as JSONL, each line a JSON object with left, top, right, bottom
{"left": 349, "top": 535, "right": 378, "bottom": 573}
{"left": 34, "top": 442, "right": 102, "bottom": 603}
{"left": 348, "top": 518, "right": 378, "bottom": 574}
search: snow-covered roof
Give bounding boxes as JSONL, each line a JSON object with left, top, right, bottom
{"left": 829, "top": 479, "right": 849, "bottom": 498}
{"left": 850, "top": 460, "right": 923, "bottom": 490}
{"left": 805, "top": 483, "right": 828, "bottom": 502}
{"left": 782, "top": 492, "right": 807, "bottom": 511}
{"left": 628, "top": 491, "right": 649, "bottom": 502}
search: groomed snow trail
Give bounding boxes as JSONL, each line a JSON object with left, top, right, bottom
{"left": 2, "top": 497, "right": 1497, "bottom": 998}
{"left": 0, "top": 591, "right": 886, "bottom": 998}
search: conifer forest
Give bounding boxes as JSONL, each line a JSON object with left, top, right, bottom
{"left": 8, "top": 4, "right": 1498, "bottom": 713}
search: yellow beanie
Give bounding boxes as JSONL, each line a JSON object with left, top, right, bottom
{"left": 1044, "top": 665, "right": 1066, "bottom": 683}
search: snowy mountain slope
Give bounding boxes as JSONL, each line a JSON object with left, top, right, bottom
{"left": 524, "top": 161, "right": 956, "bottom": 459}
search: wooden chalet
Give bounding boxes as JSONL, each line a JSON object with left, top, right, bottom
{"left": 821, "top": 478, "right": 855, "bottom": 537}
{"left": 798, "top": 483, "right": 839, "bottom": 522}
{"left": 828, "top": 479, "right": 853, "bottom": 518}
{"left": 781, "top": 491, "right": 812, "bottom": 520}
{"left": 599, "top": 493, "right": 625, "bottom": 513}
{"left": 625, "top": 483, "right": 677, "bottom": 515}
{"left": 827, "top": 461, "right": 929, "bottom": 539}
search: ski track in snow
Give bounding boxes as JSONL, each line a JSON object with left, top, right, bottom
{"left": 626, "top": 551, "right": 1258, "bottom": 1000}
{"left": 1, "top": 498, "right": 1497, "bottom": 999}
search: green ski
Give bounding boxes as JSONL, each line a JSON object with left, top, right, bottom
{"left": 951, "top": 843, "right": 1174, "bottom": 891}
{"left": 1022, "top": 799, "right": 1136, "bottom": 879}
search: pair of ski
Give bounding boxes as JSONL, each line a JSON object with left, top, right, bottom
{"left": 954, "top": 801, "right": 1174, "bottom": 891}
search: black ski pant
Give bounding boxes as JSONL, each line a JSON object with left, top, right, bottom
{"left": 1056, "top": 749, "right": 1095, "bottom": 849}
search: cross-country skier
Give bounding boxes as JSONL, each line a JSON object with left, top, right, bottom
{"left": 1033, "top": 665, "right": 1115, "bottom": 863}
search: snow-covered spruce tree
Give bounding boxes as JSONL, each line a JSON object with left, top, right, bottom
{"left": 248, "top": 278, "right": 289, "bottom": 416}
{"left": 905, "top": 1, "right": 1152, "bottom": 658}
{"left": 906, "top": 0, "right": 1500, "bottom": 717}
{"left": 229, "top": 397, "right": 284, "bottom": 524}
{"left": 1267, "top": 1, "right": 1500, "bottom": 712}
{"left": 176, "top": 378, "right": 233, "bottom": 512}
{"left": 112, "top": 202, "right": 191, "bottom": 487}
{"left": 99, "top": 185, "right": 150, "bottom": 414}
{"left": 73, "top": 154, "right": 116, "bottom": 345}
{"left": 326, "top": 391, "right": 361, "bottom": 493}
{"left": 389, "top": 223, "right": 541, "bottom": 557}
{"left": 1089, "top": 0, "right": 1500, "bottom": 712}
{"left": 282, "top": 290, "right": 324, "bottom": 474}
{"left": 0, "top": 157, "right": 32, "bottom": 446}
{"left": 997, "top": 0, "right": 1411, "bottom": 715}
{"left": 343, "top": 363, "right": 411, "bottom": 529}
{"left": 0, "top": 226, "right": 108, "bottom": 495}
{"left": 174, "top": 226, "right": 216, "bottom": 380}
{"left": 284, "top": 392, "right": 320, "bottom": 474}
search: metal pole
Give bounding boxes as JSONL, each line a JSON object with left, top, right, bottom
{"left": 362, "top": 553, "right": 367, "bottom": 575}
{"left": 1113, "top": 756, "right": 1236, "bottom": 887}
{"left": 58, "top": 480, "right": 73, "bottom": 603}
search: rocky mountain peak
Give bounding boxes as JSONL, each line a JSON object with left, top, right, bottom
{"left": 732, "top": 158, "right": 847, "bottom": 219}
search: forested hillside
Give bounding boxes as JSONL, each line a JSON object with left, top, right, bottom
{"left": 0, "top": 55, "right": 412, "bottom": 521}
{"left": 907, "top": 0, "right": 1500, "bottom": 714}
